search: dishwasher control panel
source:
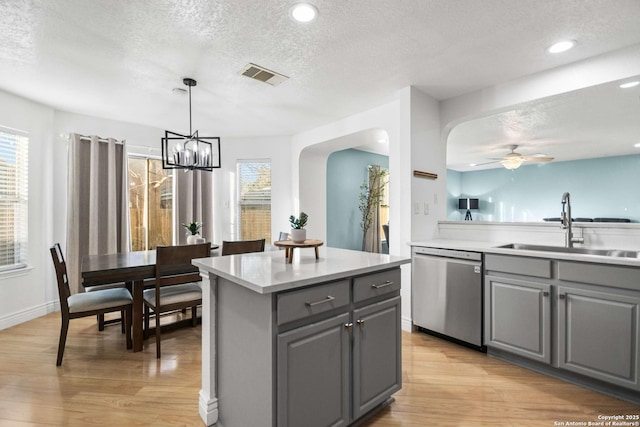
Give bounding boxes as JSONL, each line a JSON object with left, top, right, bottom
{"left": 413, "top": 246, "right": 482, "bottom": 261}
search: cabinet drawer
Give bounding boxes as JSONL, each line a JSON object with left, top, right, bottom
{"left": 353, "top": 268, "right": 401, "bottom": 303}
{"left": 485, "top": 254, "right": 551, "bottom": 278}
{"left": 277, "top": 280, "right": 350, "bottom": 325}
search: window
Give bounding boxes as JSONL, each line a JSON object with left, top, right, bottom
{"left": 0, "top": 127, "right": 29, "bottom": 272}
{"left": 238, "top": 160, "right": 271, "bottom": 243}
{"left": 128, "top": 157, "right": 173, "bottom": 251}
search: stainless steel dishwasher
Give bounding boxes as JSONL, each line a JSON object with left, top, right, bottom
{"left": 411, "top": 246, "right": 484, "bottom": 350}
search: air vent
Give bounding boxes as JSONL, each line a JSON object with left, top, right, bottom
{"left": 241, "top": 63, "right": 289, "bottom": 86}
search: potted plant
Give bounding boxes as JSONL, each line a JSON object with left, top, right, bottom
{"left": 183, "top": 221, "right": 203, "bottom": 244}
{"left": 289, "top": 212, "right": 308, "bottom": 243}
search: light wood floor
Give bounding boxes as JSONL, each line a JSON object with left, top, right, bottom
{"left": 0, "top": 313, "right": 637, "bottom": 426}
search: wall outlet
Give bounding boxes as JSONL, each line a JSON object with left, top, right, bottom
{"left": 414, "top": 202, "right": 420, "bottom": 214}
{"left": 424, "top": 202, "right": 429, "bottom": 215}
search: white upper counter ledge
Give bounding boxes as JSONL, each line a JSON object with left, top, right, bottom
{"left": 193, "top": 246, "right": 411, "bottom": 295}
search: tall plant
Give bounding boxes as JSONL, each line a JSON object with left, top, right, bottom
{"left": 359, "top": 165, "right": 388, "bottom": 251}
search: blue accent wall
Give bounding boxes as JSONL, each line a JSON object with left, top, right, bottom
{"left": 447, "top": 154, "right": 640, "bottom": 222}
{"left": 327, "top": 149, "right": 389, "bottom": 250}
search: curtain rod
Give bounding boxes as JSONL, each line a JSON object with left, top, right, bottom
{"left": 67, "top": 133, "right": 159, "bottom": 152}
{"left": 73, "top": 134, "right": 123, "bottom": 144}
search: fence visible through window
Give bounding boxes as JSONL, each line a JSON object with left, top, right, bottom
{"left": 128, "top": 157, "right": 173, "bottom": 251}
{"left": 238, "top": 160, "right": 271, "bottom": 243}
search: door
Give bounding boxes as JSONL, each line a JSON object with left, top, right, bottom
{"left": 352, "top": 296, "right": 401, "bottom": 420}
{"left": 485, "top": 275, "right": 551, "bottom": 363}
{"left": 277, "top": 313, "right": 350, "bottom": 427}
{"left": 557, "top": 286, "right": 640, "bottom": 391}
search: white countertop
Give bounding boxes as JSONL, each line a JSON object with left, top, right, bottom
{"left": 410, "top": 239, "right": 640, "bottom": 267}
{"left": 193, "top": 246, "right": 411, "bottom": 294}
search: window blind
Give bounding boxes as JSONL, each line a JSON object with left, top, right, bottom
{"left": 0, "top": 128, "right": 29, "bottom": 271}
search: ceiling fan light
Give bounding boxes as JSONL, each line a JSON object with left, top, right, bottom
{"left": 501, "top": 157, "right": 523, "bottom": 170}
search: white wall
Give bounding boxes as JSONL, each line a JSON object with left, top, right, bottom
{"left": 406, "top": 87, "right": 443, "bottom": 241}
{"left": 212, "top": 135, "right": 292, "bottom": 245}
{"left": 292, "top": 93, "right": 425, "bottom": 331}
{"left": 0, "top": 90, "right": 57, "bottom": 329}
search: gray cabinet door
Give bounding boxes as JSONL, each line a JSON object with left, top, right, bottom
{"left": 557, "top": 286, "right": 640, "bottom": 391}
{"left": 485, "top": 275, "right": 551, "bottom": 363}
{"left": 277, "top": 313, "right": 350, "bottom": 427}
{"left": 352, "top": 296, "right": 402, "bottom": 420}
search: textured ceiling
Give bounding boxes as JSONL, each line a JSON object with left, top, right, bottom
{"left": 1, "top": 0, "right": 640, "bottom": 156}
{"left": 447, "top": 75, "right": 640, "bottom": 171}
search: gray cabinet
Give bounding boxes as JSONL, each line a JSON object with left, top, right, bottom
{"left": 277, "top": 313, "right": 351, "bottom": 427}
{"left": 557, "top": 286, "right": 640, "bottom": 391}
{"left": 485, "top": 253, "right": 640, "bottom": 397}
{"left": 352, "top": 296, "right": 402, "bottom": 419}
{"left": 276, "top": 268, "right": 402, "bottom": 427}
{"left": 485, "top": 275, "right": 551, "bottom": 363}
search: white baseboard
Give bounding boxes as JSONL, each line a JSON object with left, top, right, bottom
{"left": 0, "top": 300, "right": 60, "bottom": 331}
{"left": 401, "top": 316, "right": 412, "bottom": 332}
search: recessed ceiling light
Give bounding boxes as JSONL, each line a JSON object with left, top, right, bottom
{"left": 289, "top": 3, "right": 318, "bottom": 23}
{"left": 634, "top": 143, "right": 640, "bottom": 148}
{"left": 547, "top": 40, "right": 575, "bottom": 53}
{"left": 620, "top": 81, "right": 640, "bottom": 89}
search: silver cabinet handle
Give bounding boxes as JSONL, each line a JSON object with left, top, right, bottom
{"left": 305, "top": 295, "right": 335, "bottom": 307}
{"left": 371, "top": 280, "right": 393, "bottom": 289}
{"left": 356, "top": 319, "right": 365, "bottom": 328}
{"left": 344, "top": 323, "right": 353, "bottom": 332}
{"left": 559, "top": 294, "right": 566, "bottom": 299}
{"left": 543, "top": 291, "right": 549, "bottom": 297}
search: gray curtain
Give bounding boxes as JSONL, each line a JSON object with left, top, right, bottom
{"left": 174, "top": 170, "right": 214, "bottom": 244}
{"left": 66, "top": 134, "right": 130, "bottom": 294}
{"left": 363, "top": 165, "right": 382, "bottom": 253}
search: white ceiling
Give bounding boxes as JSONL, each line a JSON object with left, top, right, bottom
{"left": 2, "top": 0, "right": 640, "bottom": 154}
{"left": 447, "top": 75, "right": 640, "bottom": 171}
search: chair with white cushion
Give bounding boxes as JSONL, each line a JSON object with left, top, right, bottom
{"left": 143, "top": 243, "right": 210, "bottom": 358}
{"left": 50, "top": 243, "right": 132, "bottom": 366}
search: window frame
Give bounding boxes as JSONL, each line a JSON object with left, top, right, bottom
{"left": 236, "top": 158, "right": 272, "bottom": 243}
{"left": 0, "top": 125, "right": 29, "bottom": 274}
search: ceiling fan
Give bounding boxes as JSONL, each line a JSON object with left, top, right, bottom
{"left": 476, "top": 144, "right": 554, "bottom": 170}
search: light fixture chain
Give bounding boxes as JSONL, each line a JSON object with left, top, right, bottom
{"left": 188, "top": 84, "right": 192, "bottom": 136}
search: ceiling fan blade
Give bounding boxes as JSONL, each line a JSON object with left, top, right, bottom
{"left": 523, "top": 156, "right": 554, "bottom": 163}
{"left": 472, "top": 160, "right": 501, "bottom": 166}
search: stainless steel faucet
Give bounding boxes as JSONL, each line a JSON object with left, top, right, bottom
{"left": 560, "top": 192, "right": 584, "bottom": 248}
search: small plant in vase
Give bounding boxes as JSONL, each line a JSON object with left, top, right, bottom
{"left": 289, "top": 212, "right": 308, "bottom": 243}
{"left": 183, "top": 221, "right": 203, "bottom": 244}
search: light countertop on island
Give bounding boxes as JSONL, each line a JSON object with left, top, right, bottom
{"left": 193, "top": 246, "right": 411, "bottom": 295}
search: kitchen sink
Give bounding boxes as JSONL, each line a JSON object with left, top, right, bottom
{"left": 496, "top": 243, "right": 640, "bottom": 259}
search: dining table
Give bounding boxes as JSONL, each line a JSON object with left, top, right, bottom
{"left": 81, "top": 244, "right": 219, "bottom": 352}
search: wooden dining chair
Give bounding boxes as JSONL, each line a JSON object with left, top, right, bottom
{"left": 50, "top": 243, "right": 133, "bottom": 366}
{"left": 143, "top": 243, "right": 210, "bottom": 358}
{"left": 221, "top": 238, "right": 266, "bottom": 255}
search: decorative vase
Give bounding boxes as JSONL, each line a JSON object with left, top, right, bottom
{"left": 187, "top": 234, "right": 200, "bottom": 244}
{"left": 291, "top": 228, "right": 306, "bottom": 243}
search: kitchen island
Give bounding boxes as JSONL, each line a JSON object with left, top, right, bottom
{"left": 193, "top": 247, "right": 411, "bottom": 427}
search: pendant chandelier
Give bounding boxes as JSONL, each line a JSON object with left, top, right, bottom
{"left": 161, "top": 78, "right": 221, "bottom": 171}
